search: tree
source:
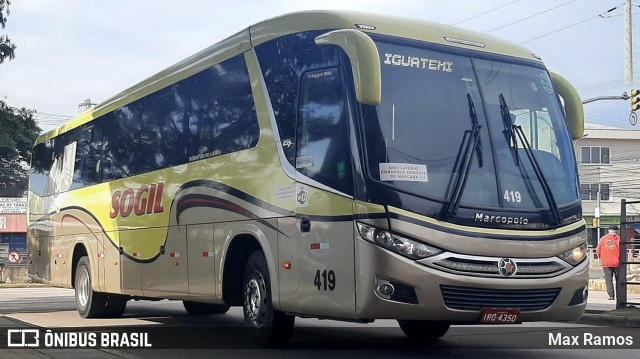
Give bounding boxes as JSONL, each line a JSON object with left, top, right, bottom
{"left": 0, "top": 0, "right": 15, "bottom": 64}
{"left": 0, "top": 100, "right": 40, "bottom": 196}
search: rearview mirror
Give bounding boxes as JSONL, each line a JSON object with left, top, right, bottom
{"left": 315, "top": 29, "right": 382, "bottom": 105}
{"left": 550, "top": 72, "right": 584, "bottom": 140}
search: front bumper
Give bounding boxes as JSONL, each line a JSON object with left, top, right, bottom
{"left": 354, "top": 238, "right": 588, "bottom": 322}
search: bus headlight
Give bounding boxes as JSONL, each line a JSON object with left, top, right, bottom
{"left": 357, "top": 222, "right": 442, "bottom": 260}
{"left": 558, "top": 242, "right": 587, "bottom": 266}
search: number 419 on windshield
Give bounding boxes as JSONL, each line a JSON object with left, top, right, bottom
{"left": 504, "top": 190, "right": 522, "bottom": 203}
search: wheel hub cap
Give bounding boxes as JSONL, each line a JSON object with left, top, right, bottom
{"left": 245, "top": 276, "right": 266, "bottom": 326}
{"left": 77, "top": 268, "right": 90, "bottom": 307}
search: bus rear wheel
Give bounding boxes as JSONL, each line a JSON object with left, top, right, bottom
{"left": 242, "top": 251, "right": 294, "bottom": 347}
{"left": 397, "top": 320, "right": 450, "bottom": 341}
{"left": 183, "top": 300, "right": 230, "bottom": 315}
{"left": 75, "top": 256, "right": 107, "bottom": 318}
{"left": 103, "top": 294, "right": 128, "bottom": 318}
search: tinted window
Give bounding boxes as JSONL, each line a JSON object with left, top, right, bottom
{"left": 184, "top": 58, "right": 259, "bottom": 162}
{"left": 31, "top": 132, "right": 81, "bottom": 196}
{"left": 140, "top": 87, "right": 177, "bottom": 172}
{"left": 364, "top": 42, "right": 497, "bottom": 205}
{"left": 72, "top": 125, "right": 93, "bottom": 190}
{"left": 86, "top": 121, "right": 105, "bottom": 185}
{"left": 103, "top": 107, "right": 142, "bottom": 181}
{"left": 41, "top": 133, "right": 76, "bottom": 195}
{"left": 256, "top": 30, "right": 341, "bottom": 166}
{"left": 364, "top": 39, "right": 580, "bottom": 211}
{"left": 296, "top": 68, "right": 352, "bottom": 194}
{"left": 29, "top": 141, "right": 54, "bottom": 197}
{"left": 29, "top": 53, "right": 259, "bottom": 189}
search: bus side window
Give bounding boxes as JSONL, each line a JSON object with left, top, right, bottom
{"left": 185, "top": 56, "right": 259, "bottom": 161}
{"left": 296, "top": 68, "right": 353, "bottom": 195}
{"left": 87, "top": 119, "right": 105, "bottom": 185}
{"left": 162, "top": 85, "right": 189, "bottom": 167}
{"left": 105, "top": 104, "right": 142, "bottom": 180}
{"left": 42, "top": 133, "right": 75, "bottom": 195}
{"left": 40, "top": 139, "right": 58, "bottom": 197}
{"left": 29, "top": 141, "right": 54, "bottom": 197}
{"left": 140, "top": 108, "right": 162, "bottom": 171}
{"left": 255, "top": 30, "right": 341, "bottom": 169}
{"left": 71, "top": 125, "right": 93, "bottom": 190}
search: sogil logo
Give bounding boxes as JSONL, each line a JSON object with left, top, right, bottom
{"left": 110, "top": 183, "right": 165, "bottom": 218}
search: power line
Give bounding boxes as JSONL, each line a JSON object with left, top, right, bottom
{"left": 600, "top": 12, "right": 640, "bottom": 18}
{"left": 518, "top": 4, "right": 623, "bottom": 45}
{"left": 518, "top": 14, "right": 602, "bottom": 44}
{"left": 577, "top": 79, "right": 627, "bottom": 91}
{"left": 487, "top": 0, "right": 577, "bottom": 33}
{"left": 581, "top": 81, "right": 640, "bottom": 95}
{"left": 34, "top": 112, "right": 73, "bottom": 119}
{"left": 599, "top": 3, "right": 640, "bottom": 18}
{"left": 32, "top": 112, "right": 73, "bottom": 128}
{"left": 453, "top": 0, "right": 521, "bottom": 26}
{"left": 584, "top": 117, "right": 628, "bottom": 128}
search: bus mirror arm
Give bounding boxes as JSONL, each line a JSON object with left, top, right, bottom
{"left": 550, "top": 71, "right": 584, "bottom": 140}
{"left": 315, "top": 29, "right": 382, "bottom": 105}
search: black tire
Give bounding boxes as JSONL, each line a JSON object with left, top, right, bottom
{"left": 103, "top": 294, "right": 128, "bottom": 318}
{"left": 397, "top": 320, "right": 450, "bottom": 341}
{"left": 75, "top": 256, "right": 107, "bottom": 318}
{"left": 183, "top": 300, "right": 230, "bottom": 315}
{"left": 243, "top": 251, "right": 294, "bottom": 348}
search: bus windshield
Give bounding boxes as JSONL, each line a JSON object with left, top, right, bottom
{"left": 363, "top": 40, "right": 580, "bottom": 215}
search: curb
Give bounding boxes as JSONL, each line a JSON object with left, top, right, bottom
{"left": 576, "top": 312, "right": 640, "bottom": 328}
{"left": 575, "top": 310, "right": 640, "bottom": 328}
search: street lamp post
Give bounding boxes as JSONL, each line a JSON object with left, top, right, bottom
{"left": 596, "top": 166, "right": 602, "bottom": 241}
{"left": 581, "top": 93, "right": 630, "bottom": 104}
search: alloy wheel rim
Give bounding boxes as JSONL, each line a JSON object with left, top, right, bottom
{"left": 245, "top": 274, "right": 266, "bottom": 327}
{"left": 77, "top": 267, "right": 90, "bottom": 308}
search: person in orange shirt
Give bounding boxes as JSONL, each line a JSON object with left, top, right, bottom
{"left": 596, "top": 225, "right": 621, "bottom": 300}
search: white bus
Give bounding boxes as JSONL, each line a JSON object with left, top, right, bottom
{"left": 28, "top": 11, "right": 588, "bottom": 347}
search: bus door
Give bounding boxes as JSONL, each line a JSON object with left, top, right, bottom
{"left": 290, "top": 67, "right": 357, "bottom": 318}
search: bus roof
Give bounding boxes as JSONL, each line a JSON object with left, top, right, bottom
{"left": 250, "top": 10, "right": 538, "bottom": 58}
{"left": 35, "top": 10, "right": 541, "bottom": 145}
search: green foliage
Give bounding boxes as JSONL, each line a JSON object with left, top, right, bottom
{"left": 0, "top": 0, "right": 9, "bottom": 28}
{"left": 0, "top": 100, "right": 40, "bottom": 196}
{"left": 0, "top": 0, "right": 15, "bottom": 64}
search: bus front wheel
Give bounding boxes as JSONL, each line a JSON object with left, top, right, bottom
{"left": 397, "top": 320, "right": 450, "bottom": 341}
{"left": 75, "top": 256, "right": 107, "bottom": 318}
{"left": 242, "top": 251, "right": 294, "bottom": 347}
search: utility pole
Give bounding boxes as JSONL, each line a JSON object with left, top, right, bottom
{"left": 625, "top": 0, "right": 633, "bottom": 85}
{"left": 78, "top": 98, "right": 96, "bottom": 113}
{"left": 596, "top": 166, "right": 601, "bottom": 242}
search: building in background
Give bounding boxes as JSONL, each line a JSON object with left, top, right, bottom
{"left": 576, "top": 124, "right": 640, "bottom": 247}
{"left": 0, "top": 197, "right": 27, "bottom": 265}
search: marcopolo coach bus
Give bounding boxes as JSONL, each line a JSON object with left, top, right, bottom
{"left": 28, "top": 11, "right": 588, "bottom": 347}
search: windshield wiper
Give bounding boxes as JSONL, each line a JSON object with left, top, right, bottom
{"left": 440, "top": 94, "right": 483, "bottom": 219}
{"left": 498, "top": 94, "right": 562, "bottom": 225}
{"left": 499, "top": 94, "right": 520, "bottom": 166}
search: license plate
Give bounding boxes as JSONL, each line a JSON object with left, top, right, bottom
{"left": 480, "top": 308, "right": 522, "bottom": 324}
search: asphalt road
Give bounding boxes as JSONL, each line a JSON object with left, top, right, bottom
{"left": 0, "top": 287, "right": 639, "bottom": 358}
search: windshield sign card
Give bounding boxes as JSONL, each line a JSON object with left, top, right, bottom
{"left": 379, "top": 163, "right": 428, "bottom": 182}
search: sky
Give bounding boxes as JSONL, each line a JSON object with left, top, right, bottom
{"left": 0, "top": 0, "right": 638, "bottom": 132}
